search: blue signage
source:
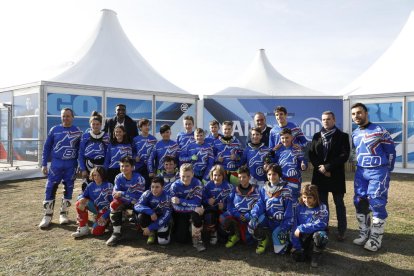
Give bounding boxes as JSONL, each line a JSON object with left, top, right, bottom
{"left": 47, "top": 93, "right": 102, "bottom": 116}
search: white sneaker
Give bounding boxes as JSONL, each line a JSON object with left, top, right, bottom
{"left": 72, "top": 226, "right": 90, "bottom": 238}
{"left": 39, "top": 214, "right": 53, "bottom": 228}
{"left": 59, "top": 213, "right": 69, "bottom": 224}
{"left": 193, "top": 240, "right": 206, "bottom": 252}
{"left": 210, "top": 231, "right": 218, "bottom": 245}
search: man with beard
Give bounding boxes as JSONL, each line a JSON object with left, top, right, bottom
{"left": 350, "top": 103, "right": 396, "bottom": 252}
{"left": 104, "top": 104, "right": 138, "bottom": 142}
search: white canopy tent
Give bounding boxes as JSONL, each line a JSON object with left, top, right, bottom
{"left": 214, "top": 49, "right": 323, "bottom": 97}
{"left": 341, "top": 11, "right": 414, "bottom": 171}
{"left": 342, "top": 11, "right": 414, "bottom": 96}
{"left": 0, "top": 9, "right": 197, "bottom": 180}
{"left": 51, "top": 9, "right": 189, "bottom": 94}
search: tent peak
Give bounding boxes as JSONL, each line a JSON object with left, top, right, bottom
{"left": 214, "top": 49, "right": 322, "bottom": 96}
{"left": 101, "top": 9, "right": 117, "bottom": 15}
{"left": 50, "top": 9, "right": 188, "bottom": 94}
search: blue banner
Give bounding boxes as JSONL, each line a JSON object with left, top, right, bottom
{"left": 47, "top": 93, "right": 102, "bottom": 116}
{"left": 203, "top": 98, "right": 343, "bottom": 144}
{"left": 106, "top": 97, "right": 152, "bottom": 119}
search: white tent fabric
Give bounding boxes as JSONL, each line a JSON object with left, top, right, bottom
{"left": 214, "top": 49, "right": 322, "bottom": 96}
{"left": 342, "top": 11, "right": 414, "bottom": 96}
{"left": 51, "top": 9, "right": 188, "bottom": 94}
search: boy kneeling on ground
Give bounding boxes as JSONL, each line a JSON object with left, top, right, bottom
{"left": 134, "top": 176, "right": 172, "bottom": 245}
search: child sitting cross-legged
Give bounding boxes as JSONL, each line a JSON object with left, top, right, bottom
{"left": 291, "top": 184, "right": 329, "bottom": 268}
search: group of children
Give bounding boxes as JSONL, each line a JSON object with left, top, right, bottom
{"left": 39, "top": 107, "right": 328, "bottom": 268}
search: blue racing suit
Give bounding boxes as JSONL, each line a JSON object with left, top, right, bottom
{"left": 352, "top": 122, "right": 396, "bottom": 219}
{"left": 42, "top": 124, "right": 82, "bottom": 200}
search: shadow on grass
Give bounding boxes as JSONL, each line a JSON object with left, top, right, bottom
{"left": 329, "top": 228, "right": 414, "bottom": 258}
{"left": 106, "top": 223, "right": 413, "bottom": 275}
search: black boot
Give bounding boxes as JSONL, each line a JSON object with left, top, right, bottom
{"left": 311, "top": 252, "right": 322, "bottom": 268}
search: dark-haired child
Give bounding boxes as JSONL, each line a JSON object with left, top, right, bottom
{"left": 292, "top": 184, "right": 329, "bottom": 268}
{"left": 274, "top": 128, "right": 307, "bottom": 203}
{"left": 148, "top": 124, "right": 179, "bottom": 178}
{"left": 72, "top": 167, "right": 113, "bottom": 238}
{"left": 248, "top": 164, "right": 293, "bottom": 254}
{"left": 106, "top": 156, "right": 145, "bottom": 246}
{"left": 159, "top": 156, "right": 179, "bottom": 194}
{"left": 205, "top": 119, "right": 221, "bottom": 147}
{"left": 78, "top": 111, "right": 110, "bottom": 191}
{"left": 179, "top": 128, "right": 214, "bottom": 183}
{"left": 177, "top": 115, "right": 195, "bottom": 165}
{"left": 133, "top": 118, "right": 157, "bottom": 190}
{"left": 213, "top": 121, "right": 242, "bottom": 185}
{"left": 104, "top": 125, "right": 133, "bottom": 184}
{"left": 134, "top": 176, "right": 172, "bottom": 245}
{"left": 240, "top": 127, "right": 272, "bottom": 188}
{"left": 221, "top": 165, "right": 260, "bottom": 248}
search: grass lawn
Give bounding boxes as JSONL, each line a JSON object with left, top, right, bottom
{"left": 0, "top": 172, "right": 413, "bottom": 275}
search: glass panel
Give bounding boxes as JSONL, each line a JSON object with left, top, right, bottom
{"left": 155, "top": 101, "right": 195, "bottom": 140}
{"left": 12, "top": 140, "right": 40, "bottom": 162}
{"left": 365, "top": 102, "right": 402, "bottom": 122}
{"left": 13, "top": 117, "right": 39, "bottom": 139}
{"left": 13, "top": 93, "right": 39, "bottom": 116}
{"left": 47, "top": 117, "right": 90, "bottom": 133}
{"left": 106, "top": 97, "right": 152, "bottom": 119}
{"left": 47, "top": 93, "right": 102, "bottom": 116}
{"left": 407, "top": 102, "right": 414, "bottom": 165}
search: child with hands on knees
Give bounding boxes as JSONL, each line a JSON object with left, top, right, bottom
{"left": 248, "top": 164, "right": 294, "bottom": 255}
{"left": 202, "top": 165, "right": 234, "bottom": 245}
{"left": 134, "top": 176, "right": 172, "bottom": 245}
{"left": 170, "top": 163, "right": 205, "bottom": 252}
{"left": 72, "top": 167, "right": 113, "bottom": 238}
{"left": 106, "top": 156, "right": 146, "bottom": 246}
{"left": 292, "top": 184, "right": 329, "bottom": 268}
{"left": 221, "top": 165, "right": 261, "bottom": 248}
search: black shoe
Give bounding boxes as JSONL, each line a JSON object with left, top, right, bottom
{"left": 292, "top": 249, "right": 305, "bottom": 262}
{"left": 311, "top": 253, "right": 322, "bottom": 268}
{"left": 337, "top": 234, "right": 346, "bottom": 242}
{"left": 106, "top": 232, "right": 122, "bottom": 246}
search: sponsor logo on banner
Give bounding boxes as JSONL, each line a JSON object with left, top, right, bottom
{"left": 180, "top": 103, "right": 189, "bottom": 112}
{"left": 301, "top": 117, "right": 322, "bottom": 141}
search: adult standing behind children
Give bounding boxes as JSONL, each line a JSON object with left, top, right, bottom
{"left": 351, "top": 103, "right": 395, "bottom": 252}
{"left": 246, "top": 112, "right": 272, "bottom": 147}
{"left": 308, "top": 111, "right": 350, "bottom": 241}
{"left": 39, "top": 108, "right": 82, "bottom": 228}
{"left": 269, "top": 106, "right": 308, "bottom": 151}
{"left": 104, "top": 104, "right": 138, "bottom": 142}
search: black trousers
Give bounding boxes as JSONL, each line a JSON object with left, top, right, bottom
{"left": 318, "top": 190, "right": 347, "bottom": 235}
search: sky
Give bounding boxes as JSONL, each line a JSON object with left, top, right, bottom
{"left": 1, "top": 0, "right": 414, "bottom": 95}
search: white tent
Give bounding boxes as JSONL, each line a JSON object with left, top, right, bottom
{"left": 340, "top": 11, "right": 414, "bottom": 172}
{"left": 214, "top": 49, "right": 323, "bottom": 96}
{"left": 342, "top": 11, "right": 414, "bottom": 96}
{"left": 0, "top": 9, "right": 197, "bottom": 180}
{"left": 51, "top": 9, "right": 189, "bottom": 94}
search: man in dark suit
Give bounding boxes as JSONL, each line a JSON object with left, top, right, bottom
{"left": 309, "top": 111, "right": 350, "bottom": 241}
{"left": 103, "top": 104, "right": 138, "bottom": 142}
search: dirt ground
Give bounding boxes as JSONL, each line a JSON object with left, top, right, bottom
{"left": 0, "top": 172, "right": 413, "bottom": 276}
